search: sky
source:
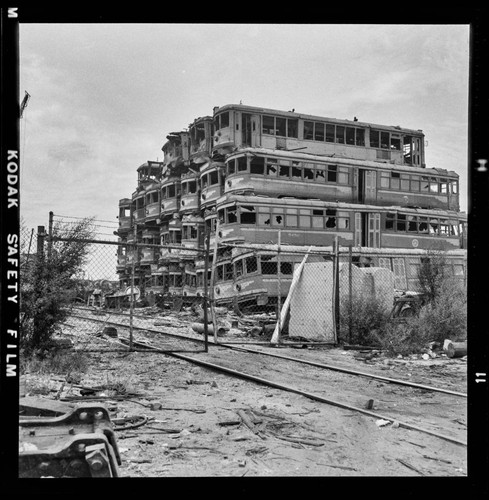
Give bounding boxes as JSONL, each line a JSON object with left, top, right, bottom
{"left": 19, "top": 23, "right": 471, "bottom": 278}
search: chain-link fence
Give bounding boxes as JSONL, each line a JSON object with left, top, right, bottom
{"left": 20, "top": 215, "right": 467, "bottom": 353}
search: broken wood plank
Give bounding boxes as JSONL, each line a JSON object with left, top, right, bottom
{"left": 396, "top": 458, "right": 425, "bottom": 475}
{"left": 237, "top": 409, "right": 266, "bottom": 440}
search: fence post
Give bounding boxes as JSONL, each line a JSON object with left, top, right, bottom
{"left": 47, "top": 211, "right": 53, "bottom": 262}
{"left": 333, "top": 236, "right": 340, "bottom": 344}
{"left": 209, "top": 220, "right": 219, "bottom": 343}
{"left": 129, "top": 224, "right": 136, "bottom": 351}
{"left": 36, "top": 226, "right": 45, "bottom": 258}
{"left": 348, "top": 245, "right": 353, "bottom": 345}
{"left": 203, "top": 226, "right": 211, "bottom": 352}
{"left": 277, "top": 230, "right": 282, "bottom": 341}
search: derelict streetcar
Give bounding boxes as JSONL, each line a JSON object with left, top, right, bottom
{"left": 113, "top": 103, "right": 467, "bottom": 305}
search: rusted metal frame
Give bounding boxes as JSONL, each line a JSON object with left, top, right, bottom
{"left": 133, "top": 343, "right": 467, "bottom": 447}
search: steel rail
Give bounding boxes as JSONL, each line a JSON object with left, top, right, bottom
{"left": 70, "top": 312, "right": 467, "bottom": 398}
{"left": 116, "top": 335, "right": 467, "bottom": 448}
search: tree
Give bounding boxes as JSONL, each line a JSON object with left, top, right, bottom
{"left": 416, "top": 248, "right": 450, "bottom": 303}
{"left": 20, "top": 217, "right": 95, "bottom": 354}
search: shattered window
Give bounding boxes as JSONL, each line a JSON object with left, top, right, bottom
{"left": 240, "top": 206, "right": 256, "bottom": 224}
{"left": 216, "top": 112, "right": 229, "bottom": 130}
{"left": 385, "top": 213, "right": 395, "bottom": 230}
{"left": 287, "top": 119, "right": 298, "bottom": 138}
{"left": 326, "top": 124, "right": 335, "bottom": 143}
{"left": 381, "top": 132, "right": 390, "bottom": 149}
{"left": 429, "top": 219, "right": 439, "bottom": 235}
{"left": 227, "top": 208, "right": 238, "bottom": 223}
{"left": 391, "top": 136, "right": 401, "bottom": 150}
{"left": 396, "top": 213, "right": 406, "bottom": 232}
{"left": 315, "top": 168, "right": 325, "bottom": 182}
{"left": 418, "top": 217, "right": 429, "bottom": 233}
{"left": 421, "top": 176, "right": 429, "bottom": 192}
{"left": 246, "top": 257, "right": 258, "bottom": 273}
{"left": 228, "top": 159, "right": 236, "bottom": 175}
{"left": 237, "top": 157, "right": 247, "bottom": 172}
{"left": 235, "top": 259, "right": 244, "bottom": 277}
{"left": 250, "top": 157, "right": 265, "bottom": 174}
{"left": 272, "top": 213, "right": 285, "bottom": 227}
{"left": 258, "top": 213, "right": 271, "bottom": 225}
{"left": 325, "top": 209, "right": 337, "bottom": 228}
{"left": 224, "top": 263, "right": 233, "bottom": 280}
{"left": 429, "top": 178, "right": 439, "bottom": 193}
{"left": 451, "top": 181, "right": 458, "bottom": 194}
{"left": 281, "top": 262, "right": 293, "bottom": 275}
{"left": 291, "top": 165, "right": 301, "bottom": 180}
{"left": 266, "top": 160, "right": 278, "bottom": 176}
{"left": 217, "top": 265, "right": 224, "bottom": 281}
{"left": 338, "top": 212, "right": 350, "bottom": 229}
{"left": 304, "top": 121, "right": 314, "bottom": 140}
{"left": 263, "top": 115, "right": 275, "bottom": 134}
{"left": 261, "top": 258, "right": 278, "bottom": 275}
{"left": 188, "top": 180, "right": 197, "bottom": 194}
{"left": 303, "top": 165, "right": 314, "bottom": 181}
{"left": 210, "top": 170, "right": 219, "bottom": 185}
{"left": 407, "top": 216, "right": 417, "bottom": 232}
{"left": 439, "top": 220, "right": 450, "bottom": 237}
{"left": 279, "top": 165, "right": 290, "bottom": 178}
{"left": 315, "top": 122, "right": 325, "bottom": 141}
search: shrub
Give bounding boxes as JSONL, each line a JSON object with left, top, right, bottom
{"left": 338, "top": 293, "right": 391, "bottom": 346}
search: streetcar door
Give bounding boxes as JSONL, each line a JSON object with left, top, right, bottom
{"left": 358, "top": 169, "right": 377, "bottom": 204}
{"left": 367, "top": 213, "right": 381, "bottom": 248}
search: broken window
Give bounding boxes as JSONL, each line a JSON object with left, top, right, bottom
{"left": 279, "top": 165, "right": 290, "bottom": 178}
{"left": 224, "top": 263, "right": 233, "bottom": 280}
{"left": 403, "top": 136, "right": 413, "bottom": 164}
{"left": 281, "top": 262, "right": 293, "bottom": 275}
{"left": 237, "top": 157, "right": 247, "bottom": 172}
{"left": 303, "top": 164, "right": 314, "bottom": 181}
{"left": 272, "top": 211, "right": 285, "bottom": 227}
{"left": 304, "top": 121, "right": 314, "bottom": 140}
{"left": 266, "top": 160, "right": 278, "bottom": 176}
{"left": 429, "top": 177, "right": 439, "bottom": 193}
{"left": 250, "top": 157, "right": 265, "bottom": 174}
{"left": 338, "top": 212, "right": 350, "bottom": 229}
{"left": 451, "top": 181, "right": 458, "bottom": 194}
{"left": 228, "top": 159, "right": 236, "bottom": 175}
{"left": 261, "top": 257, "right": 278, "bottom": 275}
{"left": 418, "top": 217, "right": 428, "bottom": 233}
{"left": 216, "top": 112, "right": 229, "bottom": 130}
{"left": 440, "top": 180, "right": 448, "bottom": 194}
{"left": 326, "top": 124, "right": 335, "bottom": 143}
{"left": 181, "top": 182, "right": 188, "bottom": 195}
{"left": 217, "top": 265, "right": 224, "bottom": 281}
{"left": 201, "top": 174, "right": 208, "bottom": 189}
{"left": 227, "top": 208, "right": 238, "bottom": 223}
{"left": 407, "top": 215, "right": 417, "bottom": 232}
{"left": 263, "top": 115, "right": 274, "bottom": 134}
{"left": 391, "top": 136, "right": 401, "bottom": 150}
{"left": 325, "top": 209, "right": 337, "bottom": 228}
{"left": 315, "top": 168, "right": 325, "bottom": 182}
{"left": 258, "top": 210, "right": 271, "bottom": 225}
{"left": 439, "top": 220, "right": 450, "bottom": 237}
{"left": 190, "top": 226, "right": 198, "bottom": 239}
{"left": 210, "top": 170, "right": 219, "bottom": 185}
{"left": 291, "top": 165, "right": 302, "bottom": 180}
{"left": 396, "top": 213, "right": 406, "bottom": 232}
{"left": 235, "top": 259, "right": 244, "bottom": 277}
{"left": 386, "top": 212, "right": 395, "bottom": 230}
{"left": 421, "top": 176, "right": 429, "bottom": 192}
{"left": 429, "top": 219, "right": 439, "bottom": 235}
{"left": 246, "top": 256, "right": 258, "bottom": 273}
{"left": 240, "top": 206, "right": 256, "bottom": 224}
{"left": 380, "top": 132, "right": 390, "bottom": 149}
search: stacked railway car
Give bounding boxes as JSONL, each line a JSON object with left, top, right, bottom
{"left": 115, "top": 104, "right": 467, "bottom": 307}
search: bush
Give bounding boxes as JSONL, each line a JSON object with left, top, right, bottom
{"left": 338, "top": 294, "right": 391, "bottom": 346}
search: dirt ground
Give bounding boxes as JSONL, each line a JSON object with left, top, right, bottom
{"left": 21, "top": 324, "right": 468, "bottom": 478}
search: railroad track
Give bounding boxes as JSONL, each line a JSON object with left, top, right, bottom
{"left": 65, "top": 308, "right": 467, "bottom": 448}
